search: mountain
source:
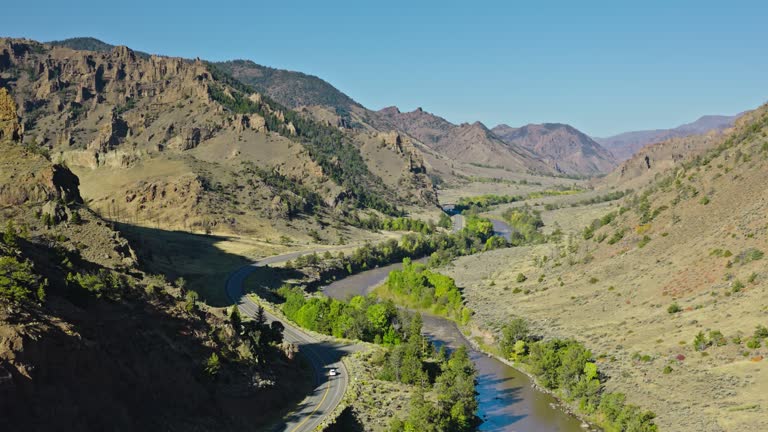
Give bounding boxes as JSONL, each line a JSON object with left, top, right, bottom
{"left": 214, "top": 60, "right": 361, "bottom": 113}
{"left": 596, "top": 114, "right": 741, "bottom": 161}
{"left": 48, "top": 36, "right": 151, "bottom": 58}
{"left": 0, "top": 37, "right": 437, "bottom": 244}
{"left": 371, "top": 106, "right": 553, "bottom": 175}
{"left": 0, "top": 87, "right": 305, "bottom": 431}
{"left": 492, "top": 123, "right": 618, "bottom": 176}
{"left": 41, "top": 38, "right": 611, "bottom": 178}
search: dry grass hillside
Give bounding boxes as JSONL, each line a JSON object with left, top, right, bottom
{"left": 440, "top": 104, "right": 768, "bottom": 432}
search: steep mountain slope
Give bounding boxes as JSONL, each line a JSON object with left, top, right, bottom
{"left": 371, "top": 106, "right": 553, "bottom": 175}
{"left": 214, "top": 60, "right": 361, "bottom": 113}
{"left": 596, "top": 114, "right": 741, "bottom": 161}
{"left": 492, "top": 123, "right": 618, "bottom": 176}
{"left": 447, "top": 103, "right": 768, "bottom": 432}
{"left": 0, "top": 38, "right": 436, "bottom": 241}
{"left": 0, "top": 88, "right": 305, "bottom": 431}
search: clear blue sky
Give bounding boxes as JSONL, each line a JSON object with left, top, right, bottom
{"left": 4, "top": 0, "right": 767, "bottom": 136}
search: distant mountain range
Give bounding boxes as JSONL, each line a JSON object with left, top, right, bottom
{"left": 45, "top": 37, "right": 741, "bottom": 178}
{"left": 595, "top": 114, "right": 741, "bottom": 161}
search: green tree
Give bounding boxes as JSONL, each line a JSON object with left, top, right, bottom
{"left": 500, "top": 317, "right": 529, "bottom": 357}
{"left": 230, "top": 305, "right": 242, "bottom": 334}
{"left": 0, "top": 256, "right": 44, "bottom": 304}
{"left": 204, "top": 352, "right": 221, "bottom": 376}
{"left": 438, "top": 212, "right": 452, "bottom": 229}
{"left": 3, "top": 221, "right": 18, "bottom": 247}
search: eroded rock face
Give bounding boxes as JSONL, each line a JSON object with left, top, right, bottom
{"left": 0, "top": 163, "right": 83, "bottom": 207}
{"left": 0, "top": 88, "right": 21, "bottom": 142}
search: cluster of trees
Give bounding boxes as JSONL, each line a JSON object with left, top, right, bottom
{"left": 288, "top": 217, "right": 505, "bottom": 286}
{"left": 1, "top": 222, "right": 46, "bottom": 305}
{"left": 388, "top": 345, "right": 479, "bottom": 432}
{"left": 352, "top": 215, "right": 435, "bottom": 235}
{"left": 499, "top": 318, "right": 657, "bottom": 431}
{"left": 278, "top": 285, "right": 408, "bottom": 344}
{"left": 276, "top": 282, "right": 478, "bottom": 431}
{"left": 227, "top": 305, "right": 284, "bottom": 365}
{"left": 0, "top": 255, "right": 46, "bottom": 305}
{"left": 206, "top": 65, "right": 401, "bottom": 216}
{"left": 381, "top": 258, "right": 472, "bottom": 324}
{"left": 544, "top": 190, "right": 631, "bottom": 211}
{"left": 368, "top": 313, "right": 478, "bottom": 432}
{"left": 501, "top": 206, "right": 545, "bottom": 245}
{"left": 455, "top": 188, "right": 582, "bottom": 213}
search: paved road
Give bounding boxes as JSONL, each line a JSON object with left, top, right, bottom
{"left": 451, "top": 214, "right": 465, "bottom": 233}
{"left": 225, "top": 251, "right": 354, "bottom": 432}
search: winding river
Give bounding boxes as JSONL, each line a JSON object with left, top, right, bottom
{"left": 323, "top": 220, "right": 584, "bottom": 431}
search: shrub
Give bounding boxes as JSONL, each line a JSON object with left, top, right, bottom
{"left": 709, "top": 330, "right": 727, "bottom": 347}
{"left": 588, "top": 277, "right": 599, "bottom": 284}
{"left": 693, "top": 331, "right": 710, "bottom": 351}
{"left": 638, "top": 235, "right": 651, "bottom": 248}
{"left": 754, "top": 325, "right": 768, "bottom": 339}
{"left": 662, "top": 365, "right": 673, "bottom": 374}
{"left": 732, "top": 280, "right": 745, "bottom": 293}
{"left": 667, "top": 303, "right": 682, "bottom": 314}
{"left": 516, "top": 273, "right": 527, "bottom": 283}
{"left": 746, "top": 338, "right": 761, "bottom": 349}
{"left": 607, "top": 229, "right": 626, "bottom": 245}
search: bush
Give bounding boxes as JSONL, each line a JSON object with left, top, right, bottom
{"left": 516, "top": 273, "right": 527, "bottom": 283}
{"left": 607, "top": 229, "right": 626, "bottom": 245}
{"left": 667, "top": 303, "right": 682, "bottom": 314}
{"left": 754, "top": 325, "right": 768, "bottom": 339}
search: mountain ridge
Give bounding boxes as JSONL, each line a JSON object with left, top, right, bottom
{"left": 596, "top": 113, "right": 742, "bottom": 161}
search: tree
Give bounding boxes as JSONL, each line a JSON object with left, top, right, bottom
{"left": 0, "top": 256, "right": 43, "bottom": 304}
{"left": 438, "top": 213, "right": 452, "bottom": 229}
{"left": 230, "top": 305, "right": 242, "bottom": 334}
{"left": 184, "top": 291, "right": 199, "bottom": 312}
{"left": 3, "top": 221, "right": 18, "bottom": 247}
{"left": 204, "top": 352, "right": 221, "bottom": 376}
{"left": 500, "top": 317, "right": 530, "bottom": 357}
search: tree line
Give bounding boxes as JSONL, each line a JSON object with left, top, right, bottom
{"left": 499, "top": 318, "right": 657, "bottom": 431}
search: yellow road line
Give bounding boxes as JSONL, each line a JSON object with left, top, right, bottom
{"left": 290, "top": 374, "right": 331, "bottom": 432}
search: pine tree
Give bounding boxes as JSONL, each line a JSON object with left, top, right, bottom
{"left": 230, "top": 305, "right": 242, "bottom": 334}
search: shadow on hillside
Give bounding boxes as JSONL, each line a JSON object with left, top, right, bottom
{"left": 115, "top": 222, "right": 259, "bottom": 307}
{"left": 4, "top": 236, "right": 304, "bottom": 432}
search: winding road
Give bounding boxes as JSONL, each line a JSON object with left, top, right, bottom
{"left": 223, "top": 218, "right": 514, "bottom": 431}
{"left": 225, "top": 251, "right": 355, "bottom": 432}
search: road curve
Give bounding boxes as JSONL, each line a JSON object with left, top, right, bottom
{"left": 225, "top": 251, "right": 353, "bottom": 432}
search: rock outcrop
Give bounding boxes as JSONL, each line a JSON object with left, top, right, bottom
{"left": 0, "top": 88, "right": 21, "bottom": 141}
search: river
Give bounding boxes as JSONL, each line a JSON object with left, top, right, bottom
{"left": 322, "top": 220, "right": 584, "bottom": 431}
